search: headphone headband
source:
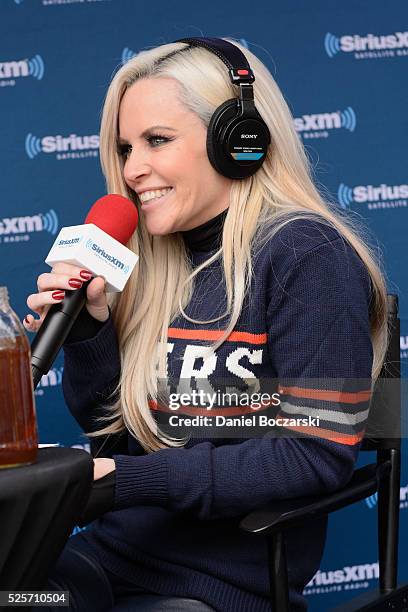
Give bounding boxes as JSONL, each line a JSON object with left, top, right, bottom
{"left": 175, "top": 37, "right": 255, "bottom": 85}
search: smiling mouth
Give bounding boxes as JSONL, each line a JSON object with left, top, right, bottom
{"left": 140, "top": 187, "right": 174, "bottom": 209}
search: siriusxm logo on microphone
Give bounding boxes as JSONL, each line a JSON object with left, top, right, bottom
{"left": 25, "top": 133, "right": 99, "bottom": 161}
{"left": 0, "top": 209, "right": 58, "bottom": 245}
{"left": 324, "top": 31, "right": 408, "bottom": 60}
{"left": 337, "top": 182, "right": 408, "bottom": 211}
{"left": 0, "top": 54, "right": 44, "bottom": 88}
{"left": 58, "top": 237, "right": 82, "bottom": 246}
{"left": 294, "top": 107, "right": 356, "bottom": 139}
{"left": 86, "top": 239, "right": 130, "bottom": 274}
{"left": 47, "top": 222, "right": 137, "bottom": 293}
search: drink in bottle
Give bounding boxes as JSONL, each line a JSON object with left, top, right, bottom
{"left": 0, "top": 287, "right": 38, "bottom": 467}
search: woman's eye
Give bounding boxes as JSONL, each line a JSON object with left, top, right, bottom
{"left": 118, "top": 135, "right": 170, "bottom": 159}
{"left": 147, "top": 134, "right": 169, "bottom": 147}
{"left": 118, "top": 144, "right": 132, "bottom": 159}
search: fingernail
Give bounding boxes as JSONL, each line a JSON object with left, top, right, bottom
{"left": 68, "top": 279, "right": 83, "bottom": 289}
{"left": 80, "top": 270, "right": 92, "bottom": 280}
{"left": 52, "top": 291, "right": 65, "bottom": 300}
{"left": 24, "top": 316, "right": 30, "bottom": 325}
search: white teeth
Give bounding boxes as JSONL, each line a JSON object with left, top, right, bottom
{"left": 139, "top": 188, "right": 172, "bottom": 203}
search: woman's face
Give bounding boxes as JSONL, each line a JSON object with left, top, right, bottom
{"left": 118, "top": 77, "right": 233, "bottom": 235}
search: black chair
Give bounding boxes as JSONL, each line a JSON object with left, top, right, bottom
{"left": 240, "top": 294, "right": 408, "bottom": 611}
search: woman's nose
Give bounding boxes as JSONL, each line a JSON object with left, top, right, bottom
{"left": 123, "top": 149, "right": 151, "bottom": 184}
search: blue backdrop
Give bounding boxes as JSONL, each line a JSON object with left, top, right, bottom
{"left": 1, "top": 1, "right": 407, "bottom": 609}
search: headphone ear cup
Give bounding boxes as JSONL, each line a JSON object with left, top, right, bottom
{"left": 206, "top": 98, "right": 239, "bottom": 177}
{"left": 207, "top": 98, "right": 270, "bottom": 179}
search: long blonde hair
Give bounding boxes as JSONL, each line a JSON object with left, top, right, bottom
{"left": 92, "top": 38, "right": 388, "bottom": 451}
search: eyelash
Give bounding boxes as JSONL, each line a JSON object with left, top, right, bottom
{"left": 117, "top": 134, "right": 171, "bottom": 159}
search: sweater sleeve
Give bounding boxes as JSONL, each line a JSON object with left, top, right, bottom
{"left": 62, "top": 316, "right": 129, "bottom": 458}
{"left": 112, "top": 236, "right": 374, "bottom": 519}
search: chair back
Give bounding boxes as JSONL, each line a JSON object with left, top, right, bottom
{"left": 362, "top": 294, "right": 401, "bottom": 452}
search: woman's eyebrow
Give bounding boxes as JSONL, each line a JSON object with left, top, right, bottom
{"left": 118, "top": 125, "right": 178, "bottom": 143}
{"left": 144, "top": 125, "right": 178, "bottom": 134}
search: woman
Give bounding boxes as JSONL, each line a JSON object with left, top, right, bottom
{"left": 25, "top": 37, "right": 388, "bottom": 611}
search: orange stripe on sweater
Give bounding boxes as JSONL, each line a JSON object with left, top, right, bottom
{"left": 149, "top": 400, "right": 274, "bottom": 417}
{"left": 167, "top": 328, "right": 267, "bottom": 344}
{"left": 278, "top": 386, "right": 372, "bottom": 404}
{"left": 279, "top": 424, "right": 364, "bottom": 446}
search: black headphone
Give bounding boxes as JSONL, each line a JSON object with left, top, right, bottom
{"left": 172, "top": 37, "right": 271, "bottom": 180}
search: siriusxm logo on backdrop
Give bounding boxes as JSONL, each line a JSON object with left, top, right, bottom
{"left": 0, "top": 209, "right": 58, "bottom": 245}
{"left": 366, "top": 484, "right": 408, "bottom": 510}
{"left": 121, "top": 47, "right": 136, "bottom": 64}
{"left": 86, "top": 239, "right": 129, "bottom": 273}
{"left": 71, "top": 525, "right": 87, "bottom": 536}
{"left": 337, "top": 182, "right": 408, "bottom": 211}
{"left": 0, "top": 54, "right": 44, "bottom": 88}
{"left": 34, "top": 366, "right": 63, "bottom": 396}
{"left": 324, "top": 31, "right": 408, "bottom": 60}
{"left": 294, "top": 107, "right": 356, "bottom": 139}
{"left": 401, "top": 335, "right": 408, "bottom": 361}
{"left": 42, "top": 0, "right": 111, "bottom": 5}
{"left": 304, "top": 561, "right": 378, "bottom": 595}
{"left": 71, "top": 443, "right": 90, "bottom": 452}
{"left": 15, "top": 0, "right": 112, "bottom": 5}
{"left": 25, "top": 133, "right": 99, "bottom": 161}
{"left": 365, "top": 492, "right": 378, "bottom": 510}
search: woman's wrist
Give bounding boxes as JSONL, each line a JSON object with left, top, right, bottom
{"left": 64, "top": 307, "right": 111, "bottom": 345}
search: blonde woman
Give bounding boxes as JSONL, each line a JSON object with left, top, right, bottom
{"left": 25, "top": 38, "right": 387, "bottom": 611}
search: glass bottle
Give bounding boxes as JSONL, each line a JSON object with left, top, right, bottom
{"left": 0, "top": 287, "right": 38, "bottom": 467}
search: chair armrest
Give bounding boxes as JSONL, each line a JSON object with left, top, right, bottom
{"left": 239, "top": 462, "right": 391, "bottom": 536}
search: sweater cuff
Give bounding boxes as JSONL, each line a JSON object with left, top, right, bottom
{"left": 64, "top": 307, "right": 107, "bottom": 345}
{"left": 113, "top": 452, "right": 169, "bottom": 510}
{"left": 63, "top": 315, "right": 119, "bottom": 373}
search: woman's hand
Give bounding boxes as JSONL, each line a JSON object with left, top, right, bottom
{"left": 23, "top": 262, "right": 109, "bottom": 332}
{"left": 93, "top": 458, "right": 116, "bottom": 480}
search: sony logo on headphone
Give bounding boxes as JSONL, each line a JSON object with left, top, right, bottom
{"left": 241, "top": 134, "right": 258, "bottom": 138}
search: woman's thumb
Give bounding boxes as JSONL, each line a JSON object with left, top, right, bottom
{"left": 85, "top": 276, "right": 109, "bottom": 322}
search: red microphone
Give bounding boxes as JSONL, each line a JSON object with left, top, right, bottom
{"left": 31, "top": 194, "right": 138, "bottom": 388}
{"left": 45, "top": 194, "right": 139, "bottom": 292}
{"left": 85, "top": 194, "right": 139, "bottom": 245}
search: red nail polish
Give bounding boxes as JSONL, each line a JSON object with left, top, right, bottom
{"left": 24, "top": 316, "right": 30, "bottom": 324}
{"left": 80, "top": 270, "right": 92, "bottom": 280}
{"left": 52, "top": 291, "right": 65, "bottom": 300}
{"left": 68, "top": 279, "right": 83, "bottom": 289}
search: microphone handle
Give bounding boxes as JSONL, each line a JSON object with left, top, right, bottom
{"left": 31, "top": 282, "right": 90, "bottom": 388}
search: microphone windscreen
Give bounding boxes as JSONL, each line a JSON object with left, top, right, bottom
{"left": 85, "top": 194, "right": 138, "bottom": 245}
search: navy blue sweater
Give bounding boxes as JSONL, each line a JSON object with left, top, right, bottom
{"left": 62, "top": 215, "right": 373, "bottom": 611}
